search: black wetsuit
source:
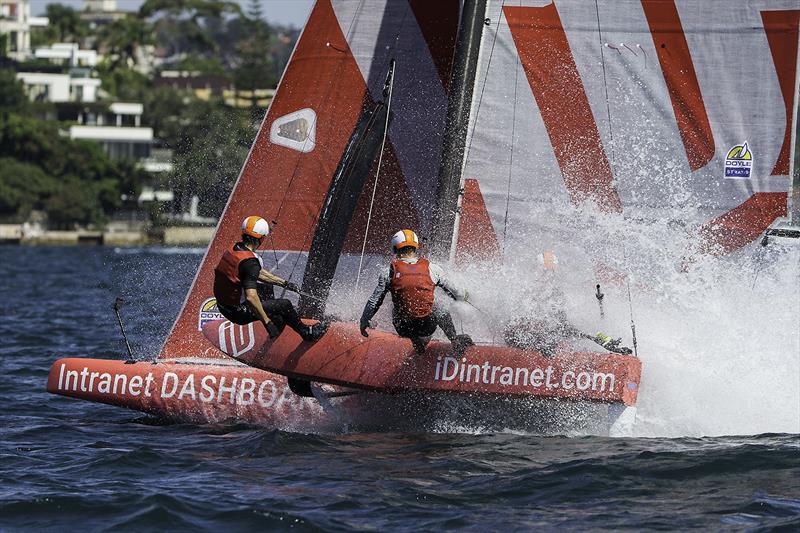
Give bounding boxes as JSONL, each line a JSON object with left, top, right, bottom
{"left": 216, "top": 243, "right": 307, "bottom": 336}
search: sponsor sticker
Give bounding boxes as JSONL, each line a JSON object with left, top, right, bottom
{"left": 198, "top": 297, "right": 223, "bottom": 331}
{"left": 724, "top": 141, "right": 753, "bottom": 179}
{"left": 218, "top": 321, "right": 256, "bottom": 358}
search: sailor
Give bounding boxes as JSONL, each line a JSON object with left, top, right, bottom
{"left": 360, "top": 229, "right": 473, "bottom": 353}
{"left": 213, "top": 215, "right": 327, "bottom": 341}
{"left": 502, "top": 250, "right": 631, "bottom": 355}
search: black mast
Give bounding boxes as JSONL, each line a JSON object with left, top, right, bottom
{"left": 298, "top": 61, "right": 395, "bottom": 318}
{"left": 429, "top": 0, "right": 488, "bottom": 261}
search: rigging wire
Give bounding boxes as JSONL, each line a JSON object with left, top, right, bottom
{"left": 622, "top": 244, "right": 639, "bottom": 357}
{"left": 462, "top": 0, "right": 505, "bottom": 168}
{"left": 594, "top": 0, "right": 616, "bottom": 174}
{"left": 275, "top": 0, "right": 368, "bottom": 291}
{"left": 500, "top": 0, "right": 520, "bottom": 257}
{"left": 355, "top": 62, "right": 396, "bottom": 294}
{"left": 346, "top": 2, "right": 411, "bottom": 295}
{"left": 595, "top": 0, "right": 642, "bottom": 354}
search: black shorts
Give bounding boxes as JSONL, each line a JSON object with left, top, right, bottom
{"left": 393, "top": 314, "right": 437, "bottom": 339}
{"left": 217, "top": 301, "right": 258, "bottom": 325}
{"left": 217, "top": 299, "right": 287, "bottom": 330}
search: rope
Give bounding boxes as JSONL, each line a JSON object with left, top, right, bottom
{"left": 351, "top": 4, "right": 410, "bottom": 293}
{"left": 278, "top": 0, "right": 368, "bottom": 289}
{"left": 501, "top": 4, "right": 520, "bottom": 257}
{"left": 622, "top": 244, "right": 639, "bottom": 357}
{"left": 463, "top": 0, "right": 505, "bottom": 167}
{"left": 594, "top": 0, "right": 616, "bottom": 174}
{"left": 355, "top": 65, "right": 395, "bottom": 293}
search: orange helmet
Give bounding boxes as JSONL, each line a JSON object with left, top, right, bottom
{"left": 391, "top": 229, "right": 419, "bottom": 251}
{"left": 538, "top": 250, "right": 558, "bottom": 271}
{"left": 242, "top": 216, "right": 269, "bottom": 238}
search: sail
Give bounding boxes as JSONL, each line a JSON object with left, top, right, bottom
{"left": 159, "top": 0, "right": 461, "bottom": 360}
{"left": 458, "top": 0, "right": 797, "bottom": 262}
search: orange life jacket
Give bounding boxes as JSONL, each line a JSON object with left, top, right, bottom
{"left": 389, "top": 258, "right": 435, "bottom": 319}
{"left": 213, "top": 247, "right": 258, "bottom": 307}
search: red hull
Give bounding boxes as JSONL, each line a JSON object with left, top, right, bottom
{"left": 203, "top": 320, "right": 641, "bottom": 407}
{"left": 46, "top": 358, "right": 329, "bottom": 426}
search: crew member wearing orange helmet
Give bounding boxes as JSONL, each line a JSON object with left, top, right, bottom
{"left": 359, "top": 229, "right": 473, "bottom": 353}
{"left": 213, "top": 216, "right": 327, "bottom": 341}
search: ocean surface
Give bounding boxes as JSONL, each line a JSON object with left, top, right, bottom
{"left": 1, "top": 246, "right": 798, "bottom": 531}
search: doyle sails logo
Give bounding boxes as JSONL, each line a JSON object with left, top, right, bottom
{"left": 724, "top": 141, "right": 753, "bottom": 179}
{"left": 198, "top": 297, "right": 223, "bottom": 330}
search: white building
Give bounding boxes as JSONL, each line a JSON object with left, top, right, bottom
{"left": 70, "top": 102, "right": 155, "bottom": 161}
{"left": 80, "top": 0, "right": 127, "bottom": 27}
{"left": 0, "top": 0, "right": 48, "bottom": 61}
{"left": 16, "top": 44, "right": 101, "bottom": 102}
{"left": 35, "top": 43, "right": 98, "bottom": 67}
{"left": 16, "top": 70, "right": 101, "bottom": 102}
{"left": 84, "top": 0, "right": 117, "bottom": 11}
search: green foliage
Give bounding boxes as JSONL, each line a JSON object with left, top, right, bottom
{"left": 233, "top": 2, "right": 276, "bottom": 107}
{"left": 139, "top": 0, "right": 242, "bottom": 20}
{"left": 0, "top": 70, "right": 29, "bottom": 115}
{"left": 96, "top": 14, "right": 155, "bottom": 71}
{"left": 144, "top": 0, "right": 242, "bottom": 57}
{"left": 0, "top": 158, "right": 57, "bottom": 218}
{"left": 97, "top": 62, "right": 150, "bottom": 100}
{"left": 41, "top": 4, "right": 89, "bottom": 44}
{"left": 174, "top": 54, "right": 227, "bottom": 75}
{"left": 168, "top": 99, "right": 254, "bottom": 216}
{"left": 45, "top": 178, "right": 105, "bottom": 227}
{"left": 0, "top": 0, "right": 301, "bottom": 226}
{"left": 0, "top": 114, "right": 146, "bottom": 226}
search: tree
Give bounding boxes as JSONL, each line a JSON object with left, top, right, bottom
{"left": 96, "top": 14, "right": 155, "bottom": 71}
{"left": 0, "top": 157, "right": 56, "bottom": 219}
{"left": 96, "top": 62, "right": 150, "bottom": 100}
{"left": 233, "top": 0, "right": 276, "bottom": 110}
{"left": 42, "top": 4, "right": 88, "bottom": 44}
{"left": 0, "top": 114, "right": 146, "bottom": 226}
{"left": 142, "top": 0, "right": 242, "bottom": 57}
{"left": 168, "top": 99, "right": 254, "bottom": 215}
{"left": 140, "top": 0, "right": 242, "bottom": 21}
{"left": 45, "top": 177, "right": 103, "bottom": 228}
{"left": 0, "top": 69, "right": 28, "bottom": 116}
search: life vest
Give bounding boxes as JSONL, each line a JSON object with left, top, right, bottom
{"left": 213, "top": 247, "right": 258, "bottom": 307}
{"left": 389, "top": 258, "right": 435, "bottom": 319}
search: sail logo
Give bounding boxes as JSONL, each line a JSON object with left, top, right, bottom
{"left": 724, "top": 141, "right": 753, "bottom": 179}
{"left": 218, "top": 321, "right": 256, "bottom": 358}
{"left": 270, "top": 108, "right": 316, "bottom": 153}
{"left": 198, "top": 297, "right": 223, "bottom": 331}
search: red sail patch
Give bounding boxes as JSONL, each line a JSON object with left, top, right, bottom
{"left": 505, "top": 3, "right": 622, "bottom": 213}
{"left": 642, "top": 0, "right": 716, "bottom": 172}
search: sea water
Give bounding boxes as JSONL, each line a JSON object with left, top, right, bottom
{"left": 0, "top": 245, "right": 797, "bottom": 530}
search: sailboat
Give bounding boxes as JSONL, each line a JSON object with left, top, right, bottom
{"left": 47, "top": 0, "right": 797, "bottom": 433}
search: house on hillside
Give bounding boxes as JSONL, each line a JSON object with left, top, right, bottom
{"left": 0, "top": 0, "right": 48, "bottom": 61}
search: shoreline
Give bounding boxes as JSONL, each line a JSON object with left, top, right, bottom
{"left": 0, "top": 225, "right": 214, "bottom": 246}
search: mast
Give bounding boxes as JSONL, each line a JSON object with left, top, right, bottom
{"left": 298, "top": 62, "right": 395, "bottom": 318}
{"left": 429, "top": 0, "right": 488, "bottom": 261}
{"left": 789, "top": 30, "right": 800, "bottom": 228}
{"left": 765, "top": 30, "right": 800, "bottom": 243}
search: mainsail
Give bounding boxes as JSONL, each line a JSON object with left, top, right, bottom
{"left": 461, "top": 0, "right": 797, "bottom": 262}
{"left": 159, "top": 0, "right": 463, "bottom": 360}
{"left": 161, "top": 0, "right": 797, "bottom": 362}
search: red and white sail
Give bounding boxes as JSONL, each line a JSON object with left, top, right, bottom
{"left": 460, "top": 0, "right": 797, "bottom": 262}
{"left": 160, "top": 0, "right": 462, "bottom": 360}
{"left": 161, "top": 0, "right": 797, "bottom": 361}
